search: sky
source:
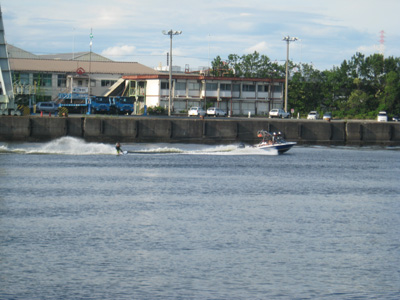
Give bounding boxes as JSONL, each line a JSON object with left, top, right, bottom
{"left": 2, "top": 0, "right": 400, "bottom": 72}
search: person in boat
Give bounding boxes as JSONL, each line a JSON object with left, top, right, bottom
{"left": 272, "top": 132, "right": 277, "bottom": 144}
{"left": 277, "top": 131, "right": 283, "bottom": 143}
{"left": 115, "top": 142, "right": 122, "bottom": 155}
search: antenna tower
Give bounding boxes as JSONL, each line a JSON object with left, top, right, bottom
{"left": 379, "top": 30, "right": 385, "bottom": 57}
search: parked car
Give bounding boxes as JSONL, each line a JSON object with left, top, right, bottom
{"left": 322, "top": 112, "right": 332, "bottom": 121}
{"left": 188, "top": 107, "right": 206, "bottom": 117}
{"left": 207, "top": 107, "right": 227, "bottom": 117}
{"left": 393, "top": 115, "right": 399, "bottom": 122}
{"left": 36, "top": 102, "right": 59, "bottom": 114}
{"left": 269, "top": 108, "right": 290, "bottom": 118}
{"left": 307, "top": 111, "right": 319, "bottom": 120}
{"left": 377, "top": 111, "right": 388, "bottom": 122}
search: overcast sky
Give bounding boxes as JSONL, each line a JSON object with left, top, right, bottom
{"left": 2, "top": 0, "right": 399, "bottom": 71}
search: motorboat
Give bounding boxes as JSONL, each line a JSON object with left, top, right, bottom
{"left": 254, "top": 130, "right": 296, "bottom": 154}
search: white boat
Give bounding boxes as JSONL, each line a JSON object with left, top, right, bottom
{"left": 254, "top": 130, "right": 296, "bottom": 154}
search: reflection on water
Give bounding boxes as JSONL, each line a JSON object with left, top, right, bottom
{"left": 0, "top": 137, "right": 399, "bottom": 299}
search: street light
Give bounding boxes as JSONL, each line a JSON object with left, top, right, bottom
{"left": 89, "top": 29, "right": 93, "bottom": 98}
{"left": 162, "top": 29, "right": 182, "bottom": 116}
{"left": 282, "top": 35, "right": 297, "bottom": 113}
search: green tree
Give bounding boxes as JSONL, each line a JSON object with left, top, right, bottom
{"left": 288, "top": 63, "right": 324, "bottom": 113}
{"left": 346, "top": 90, "right": 371, "bottom": 117}
{"left": 211, "top": 51, "right": 286, "bottom": 79}
{"left": 226, "top": 54, "right": 241, "bottom": 77}
{"left": 382, "top": 71, "right": 400, "bottom": 113}
{"left": 210, "top": 51, "right": 400, "bottom": 119}
{"left": 210, "top": 55, "right": 230, "bottom": 77}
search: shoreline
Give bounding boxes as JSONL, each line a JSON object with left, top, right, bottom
{"left": 1, "top": 116, "right": 399, "bottom": 146}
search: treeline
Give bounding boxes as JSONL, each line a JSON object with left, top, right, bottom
{"left": 211, "top": 52, "right": 400, "bottom": 119}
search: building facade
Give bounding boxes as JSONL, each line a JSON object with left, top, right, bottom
{"left": 121, "top": 74, "right": 284, "bottom": 116}
{"left": 8, "top": 45, "right": 285, "bottom": 116}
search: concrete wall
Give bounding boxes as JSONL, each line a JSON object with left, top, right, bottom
{"left": 0, "top": 117, "right": 31, "bottom": 140}
{"left": 83, "top": 118, "right": 137, "bottom": 142}
{"left": 1, "top": 116, "right": 399, "bottom": 146}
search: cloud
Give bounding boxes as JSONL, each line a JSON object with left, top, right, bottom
{"left": 227, "top": 21, "right": 256, "bottom": 32}
{"left": 3, "top": 0, "right": 400, "bottom": 71}
{"left": 245, "top": 41, "right": 269, "bottom": 54}
{"left": 101, "top": 45, "right": 136, "bottom": 60}
{"left": 357, "top": 45, "right": 382, "bottom": 56}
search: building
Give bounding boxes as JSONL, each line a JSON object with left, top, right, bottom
{"left": 8, "top": 44, "right": 285, "bottom": 116}
{"left": 8, "top": 44, "right": 159, "bottom": 108}
{"left": 119, "top": 74, "right": 284, "bottom": 116}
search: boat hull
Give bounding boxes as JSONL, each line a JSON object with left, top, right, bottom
{"left": 256, "top": 142, "right": 296, "bottom": 154}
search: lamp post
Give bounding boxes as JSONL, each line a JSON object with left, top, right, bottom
{"left": 162, "top": 29, "right": 182, "bottom": 116}
{"left": 282, "top": 36, "right": 297, "bottom": 113}
{"left": 89, "top": 29, "right": 93, "bottom": 99}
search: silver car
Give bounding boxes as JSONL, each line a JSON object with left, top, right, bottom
{"left": 307, "top": 111, "right": 319, "bottom": 120}
{"left": 322, "top": 112, "right": 332, "bottom": 121}
{"left": 207, "top": 107, "right": 227, "bottom": 117}
{"left": 188, "top": 107, "right": 206, "bottom": 117}
{"left": 36, "top": 102, "right": 59, "bottom": 114}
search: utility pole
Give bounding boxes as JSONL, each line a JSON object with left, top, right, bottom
{"left": 283, "top": 36, "right": 298, "bottom": 113}
{"left": 89, "top": 29, "right": 93, "bottom": 98}
{"left": 162, "top": 30, "right": 182, "bottom": 116}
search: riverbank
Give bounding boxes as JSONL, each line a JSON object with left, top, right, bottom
{"left": 1, "top": 115, "right": 399, "bottom": 146}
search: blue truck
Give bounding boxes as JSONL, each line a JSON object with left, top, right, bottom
{"left": 112, "top": 97, "right": 135, "bottom": 115}
{"left": 71, "top": 96, "right": 135, "bottom": 115}
{"left": 90, "top": 97, "right": 112, "bottom": 114}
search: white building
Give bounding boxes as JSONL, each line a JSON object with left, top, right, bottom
{"left": 120, "top": 74, "right": 284, "bottom": 116}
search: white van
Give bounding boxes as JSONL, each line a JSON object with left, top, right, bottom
{"left": 377, "top": 111, "right": 387, "bottom": 122}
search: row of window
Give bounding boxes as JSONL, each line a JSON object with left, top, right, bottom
{"left": 12, "top": 72, "right": 116, "bottom": 88}
{"left": 161, "top": 82, "right": 281, "bottom": 92}
{"left": 12, "top": 72, "right": 281, "bottom": 93}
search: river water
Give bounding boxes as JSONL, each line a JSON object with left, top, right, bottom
{"left": 1, "top": 137, "right": 399, "bottom": 299}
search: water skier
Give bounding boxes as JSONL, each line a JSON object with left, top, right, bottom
{"left": 115, "top": 142, "right": 122, "bottom": 155}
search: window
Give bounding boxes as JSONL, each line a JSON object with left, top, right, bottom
{"left": 119, "top": 97, "right": 134, "bottom": 104}
{"left": 273, "top": 85, "right": 282, "bottom": 93}
{"left": 220, "top": 83, "right": 231, "bottom": 91}
{"left": 232, "top": 84, "right": 240, "bottom": 92}
{"left": 13, "top": 72, "right": 30, "bottom": 85}
{"left": 206, "top": 83, "right": 218, "bottom": 91}
{"left": 175, "top": 82, "right": 186, "bottom": 90}
{"left": 101, "top": 80, "right": 116, "bottom": 87}
{"left": 258, "top": 85, "right": 268, "bottom": 92}
{"left": 161, "top": 82, "right": 169, "bottom": 89}
{"left": 188, "top": 82, "right": 200, "bottom": 90}
{"left": 33, "top": 73, "right": 52, "bottom": 87}
{"left": 242, "top": 84, "right": 255, "bottom": 92}
{"left": 58, "top": 74, "right": 66, "bottom": 87}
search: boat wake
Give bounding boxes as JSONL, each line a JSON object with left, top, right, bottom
{"left": 0, "top": 137, "right": 280, "bottom": 156}
{"left": 0, "top": 137, "right": 115, "bottom": 155}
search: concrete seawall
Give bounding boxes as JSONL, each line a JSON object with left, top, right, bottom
{"left": 1, "top": 116, "right": 399, "bottom": 146}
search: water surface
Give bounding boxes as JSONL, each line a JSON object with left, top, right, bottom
{"left": 1, "top": 138, "right": 399, "bottom": 299}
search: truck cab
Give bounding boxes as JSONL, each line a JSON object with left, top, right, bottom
{"left": 90, "top": 97, "right": 111, "bottom": 114}
{"left": 112, "top": 97, "right": 135, "bottom": 115}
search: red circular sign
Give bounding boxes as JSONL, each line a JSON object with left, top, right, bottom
{"left": 76, "top": 67, "right": 85, "bottom": 75}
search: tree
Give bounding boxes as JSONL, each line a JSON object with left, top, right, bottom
{"left": 210, "top": 55, "right": 230, "bottom": 77}
{"left": 211, "top": 51, "right": 286, "bottom": 79}
{"left": 382, "top": 71, "right": 400, "bottom": 113}
{"left": 210, "top": 51, "right": 400, "bottom": 118}
{"left": 346, "top": 90, "right": 370, "bottom": 117}
{"left": 288, "top": 63, "right": 324, "bottom": 113}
